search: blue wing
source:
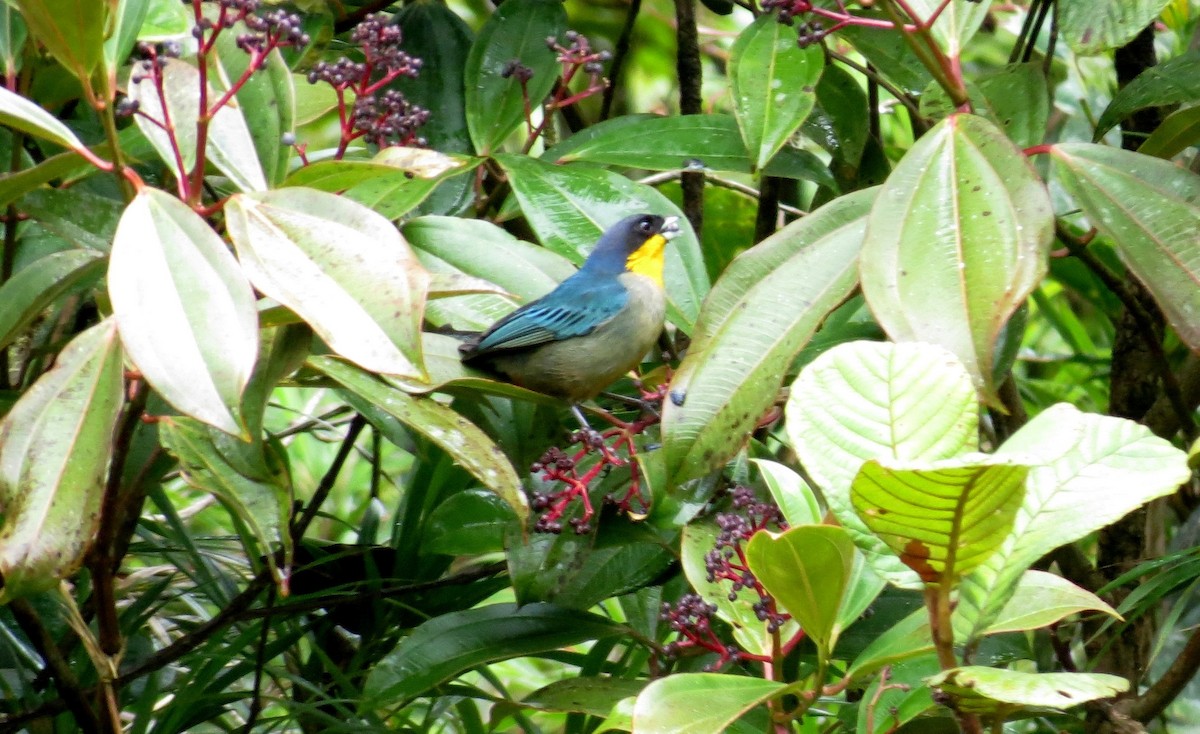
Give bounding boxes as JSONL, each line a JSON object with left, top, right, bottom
{"left": 465, "top": 275, "right": 629, "bottom": 357}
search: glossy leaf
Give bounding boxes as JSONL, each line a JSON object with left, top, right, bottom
{"left": 787, "top": 341, "right": 979, "bottom": 587}
{"left": 0, "top": 84, "right": 85, "bottom": 151}
{"left": 225, "top": 187, "right": 428, "bottom": 378}
{"left": 158, "top": 416, "right": 291, "bottom": 574}
{"left": 921, "top": 63, "right": 1050, "bottom": 148}
{"left": 1139, "top": 105, "right": 1200, "bottom": 159}
{"left": 980, "top": 570, "right": 1119, "bottom": 636}
{"left": 523, "top": 677, "right": 647, "bottom": 716}
{"left": 308, "top": 355, "right": 527, "bottom": 520}
{"left": 109, "top": 188, "right": 259, "bottom": 437}
{"left": 102, "top": 0, "right": 148, "bottom": 77}
{"left": 955, "top": 403, "right": 1188, "bottom": 642}
{"left": 681, "top": 522, "right": 799, "bottom": 656}
{"left": 364, "top": 603, "right": 624, "bottom": 704}
{"left": 729, "top": 14, "right": 823, "bottom": 171}
{"left": 746, "top": 525, "right": 855, "bottom": 656}
{"left": 393, "top": 0, "right": 473, "bottom": 155}
{"left": 0, "top": 249, "right": 103, "bottom": 351}
{"left": 906, "top": 0, "right": 992, "bottom": 56}
{"left": 1050, "top": 143, "right": 1200, "bottom": 349}
{"left": 345, "top": 149, "right": 479, "bottom": 221}
{"left": 405, "top": 214, "right": 573, "bottom": 330}
{"left": 425, "top": 489, "right": 515, "bottom": 556}
{"left": 0, "top": 5, "right": 26, "bottom": 80}
{"left": 661, "top": 189, "right": 872, "bottom": 485}
{"left": 0, "top": 320, "right": 123, "bottom": 601}
{"left": 845, "top": 608, "right": 932, "bottom": 680}
{"left": 1060, "top": 0, "right": 1173, "bottom": 55}
{"left": 497, "top": 154, "right": 709, "bottom": 327}
{"left": 929, "top": 667, "right": 1128, "bottom": 714}
{"left": 860, "top": 114, "right": 1053, "bottom": 402}
{"left": 856, "top": 656, "right": 939, "bottom": 734}
{"left": 130, "top": 58, "right": 267, "bottom": 193}
{"left": 1094, "top": 51, "right": 1200, "bottom": 138}
{"left": 385, "top": 332, "right": 557, "bottom": 404}
{"left": 463, "top": 0, "right": 566, "bottom": 154}
{"left": 211, "top": 34, "right": 294, "bottom": 186}
{"left": 15, "top": 0, "right": 108, "bottom": 80}
{"left": 633, "top": 674, "right": 784, "bottom": 734}
{"left": 851, "top": 457, "right": 1028, "bottom": 585}
{"left": 751, "top": 458, "right": 822, "bottom": 527}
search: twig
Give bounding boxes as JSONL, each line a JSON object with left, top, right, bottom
{"left": 826, "top": 49, "right": 925, "bottom": 132}
{"left": 601, "top": 0, "right": 641, "bottom": 121}
{"left": 290, "top": 414, "right": 367, "bottom": 540}
{"left": 637, "top": 170, "right": 807, "bottom": 216}
{"left": 241, "top": 584, "right": 276, "bottom": 733}
{"left": 674, "top": 0, "right": 704, "bottom": 237}
{"left": 1127, "top": 622, "right": 1200, "bottom": 722}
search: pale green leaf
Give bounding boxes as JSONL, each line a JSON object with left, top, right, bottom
{"left": 632, "top": 674, "right": 784, "bottom": 734}
{"left": 979, "top": 570, "right": 1120, "bottom": 636}
{"left": 0, "top": 84, "right": 84, "bottom": 151}
{"left": 0, "top": 250, "right": 103, "bottom": 351}
{"left": 1060, "top": 0, "right": 1173, "bottom": 55}
{"left": 928, "top": 667, "right": 1128, "bottom": 714}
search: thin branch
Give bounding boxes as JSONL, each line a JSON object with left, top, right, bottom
{"left": 601, "top": 0, "right": 641, "bottom": 121}
{"left": 1128, "top": 622, "right": 1200, "bottom": 721}
{"left": 826, "top": 49, "right": 925, "bottom": 133}
{"left": 8, "top": 599, "right": 101, "bottom": 733}
{"left": 290, "top": 414, "right": 367, "bottom": 540}
{"left": 674, "top": 0, "right": 704, "bottom": 237}
{"left": 637, "top": 170, "right": 807, "bottom": 216}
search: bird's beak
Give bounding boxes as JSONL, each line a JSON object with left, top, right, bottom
{"left": 660, "top": 216, "right": 681, "bottom": 240}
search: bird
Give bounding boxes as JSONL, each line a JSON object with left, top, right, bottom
{"left": 459, "top": 213, "right": 680, "bottom": 428}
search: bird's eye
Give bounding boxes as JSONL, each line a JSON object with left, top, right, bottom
{"left": 637, "top": 217, "right": 655, "bottom": 234}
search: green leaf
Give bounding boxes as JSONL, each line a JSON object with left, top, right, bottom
{"left": 1050, "top": 143, "right": 1200, "bottom": 350}
{"left": 1139, "top": 105, "right": 1200, "bottom": 159}
{"left": 905, "top": 0, "right": 992, "bottom": 56}
{"left": 523, "top": 677, "right": 647, "bottom": 716}
{"left": 0, "top": 4, "right": 27, "bottom": 80}
{"left": 308, "top": 355, "right": 527, "bottom": 521}
{"left": 384, "top": 332, "right": 557, "bottom": 404}
{"left": 102, "top": 0, "right": 148, "bottom": 78}
{"left": 425, "top": 489, "right": 515, "bottom": 556}
{"left": 921, "top": 63, "right": 1050, "bottom": 148}
{"left": 405, "top": 214, "right": 574, "bottom": 331}
{"left": 1094, "top": 50, "right": 1200, "bottom": 138}
{"left": 846, "top": 608, "right": 932, "bottom": 681}
{"left": 0, "top": 84, "right": 84, "bottom": 151}
{"left": 980, "top": 570, "right": 1119, "bottom": 636}
{"left": 787, "top": 341, "right": 980, "bottom": 587}
{"left": 856, "top": 656, "right": 940, "bottom": 734}
{"left": 839, "top": 15, "right": 933, "bottom": 94}
{"left": 928, "top": 667, "right": 1128, "bottom": 714}
{"left": 225, "top": 187, "right": 428, "bottom": 378}
{"left": 343, "top": 147, "right": 480, "bottom": 220}
{"left": 632, "top": 674, "right": 784, "bottom": 734}
{"left": 0, "top": 249, "right": 103, "bottom": 351}
{"left": 729, "top": 14, "right": 823, "bottom": 171}
{"left": 681, "top": 522, "right": 799, "bottom": 657}
{"left": 751, "top": 458, "right": 822, "bottom": 527}
{"left": 130, "top": 58, "right": 268, "bottom": 192}
{"left": 806, "top": 62, "right": 869, "bottom": 168}
{"left": 496, "top": 154, "right": 709, "bottom": 328}
{"left": 860, "top": 114, "right": 1054, "bottom": 403}
{"left": 364, "top": 602, "right": 624, "bottom": 705}
{"left": 157, "top": 416, "right": 291, "bottom": 577}
{"left": 661, "top": 189, "right": 872, "bottom": 485}
{"left": 1060, "top": 0, "right": 1173, "bottom": 55}
{"left": 21, "top": 187, "right": 123, "bottom": 253}
{"left": 746, "top": 525, "right": 855, "bottom": 656}
{"left": 955, "top": 403, "right": 1188, "bottom": 642}
{"left": 15, "top": 0, "right": 108, "bottom": 80}
{"left": 463, "top": 0, "right": 566, "bottom": 154}
{"left": 109, "top": 188, "right": 259, "bottom": 437}
{"left": 851, "top": 457, "right": 1028, "bottom": 586}
{"left": 554, "top": 113, "right": 757, "bottom": 173}
{"left": 211, "top": 36, "right": 294, "bottom": 187}
{"left": 393, "top": 0, "right": 473, "bottom": 155}
{"left": 0, "top": 319, "right": 124, "bottom": 601}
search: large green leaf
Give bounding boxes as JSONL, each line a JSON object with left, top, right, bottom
{"left": 979, "top": 570, "right": 1119, "bottom": 636}
{"left": 15, "top": 0, "right": 108, "bottom": 80}
{"left": 845, "top": 608, "right": 932, "bottom": 680}
{"left": 463, "top": 0, "right": 566, "bottom": 154}
{"left": 1139, "top": 105, "right": 1200, "bottom": 160}
{"left": 0, "top": 319, "right": 124, "bottom": 601}
{"left": 555, "top": 114, "right": 751, "bottom": 172}
{"left": 680, "top": 522, "right": 799, "bottom": 657}
{"left": 955, "top": 403, "right": 1188, "bottom": 642}
{"left": 130, "top": 58, "right": 267, "bottom": 193}
{"left": 860, "top": 114, "right": 1053, "bottom": 402}
{"left": 751, "top": 458, "right": 822, "bottom": 527}
{"left": 1095, "top": 50, "right": 1200, "bottom": 139}
{"left": 632, "top": 674, "right": 784, "bottom": 734}
{"left": 1059, "top": 0, "right": 1173, "bottom": 55}
{"left": 787, "top": 341, "right": 979, "bottom": 587}
{"left": 746, "top": 525, "right": 855, "bottom": 657}
{"left": 109, "top": 188, "right": 259, "bottom": 437}
{"left": 307, "top": 355, "right": 527, "bottom": 521}
{"left": 661, "top": 189, "right": 872, "bottom": 485}
{"left": 729, "top": 14, "right": 823, "bottom": 171}
{"left": 0, "top": 84, "right": 85, "bottom": 152}
{"left": 928, "top": 667, "right": 1128, "bottom": 714}
{"left": 211, "top": 35, "right": 294, "bottom": 187}
{"left": 102, "top": 0, "right": 148, "bottom": 79}
{"left": 343, "top": 147, "right": 480, "bottom": 220}
{"left": 1050, "top": 143, "right": 1200, "bottom": 350}
{"left": 851, "top": 457, "right": 1027, "bottom": 585}
{"left": 225, "top": 187, "right": 428, "bottom": 379}
{"left": 393, "top": 0, "right": 473, "bottom": 155}
{"left": 523, "top": 677, "right": 647, "bottom": 717}
{"left": 905, "top": 0, "right": 992, "bottom": 56}
{"left": 404, "top": 214, "right": 574, "bottom": 330}
{"left": 364, "top": 602, "right": 624, "bottom": 704}
{"left": 0, "top": 249, "right": 103, "bottom": 351}
{"left": 0, "top": 4, "right": 27, "bottom": 80}
{"left": 497, "top": 154, "right": 709, "bottom": 328}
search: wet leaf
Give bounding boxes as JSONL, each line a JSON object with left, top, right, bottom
{"left": 0, "top": 249, "right": 103, "bottom": 351}
{"left": 1059, "top": 0, "right": 1173, "bottom": 55}
{"left": 0, "top": 84, "right": 84, "bottom": 151}
{"left": 928, "top": 667, "right": 1128, "bottom": 714}
{"left": 15, "top": 0, "right": 108, "bottom": 80}
{"left": 633, "top": 674, "right": 784, "bottom": 734}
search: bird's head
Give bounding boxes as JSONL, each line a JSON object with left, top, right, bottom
{"left": 581, "top": 213, "right": 681, "bottom": 286}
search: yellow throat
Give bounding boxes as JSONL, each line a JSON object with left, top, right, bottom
{"left": 625, "top": 234, "right": 668, "bottom": 286}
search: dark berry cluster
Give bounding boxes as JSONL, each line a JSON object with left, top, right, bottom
{"left": 761, "top": 0, "right": 815, "bottom": 23}
{"left": 238, "top": 9, "right": 308, "bottom": 53}
{"left": 306, "top": 14, "right": 428, "bottom": 154}
{"left": 795, "top": 21, "right": 828, "bottom": 47}
{"left": 500, "top": 60, "right": 534, "bottom": 83}
{"left": 530, "top": 447, "right": 595, "bottom": 534}
{"left": 546, "top": 30, "right": 611, "bottom": 80}
{"left": 704, "top": 487, "right": 790, "bottom": 632}
{"left": 659, "top": 594, "right": 741, "bottom": 669}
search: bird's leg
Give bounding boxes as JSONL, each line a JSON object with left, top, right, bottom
{"left": 570, "top": 404, "right": 608, "bottom": 450}
{"left": 600, "top": 391, "right": 661, "bottom": 421}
